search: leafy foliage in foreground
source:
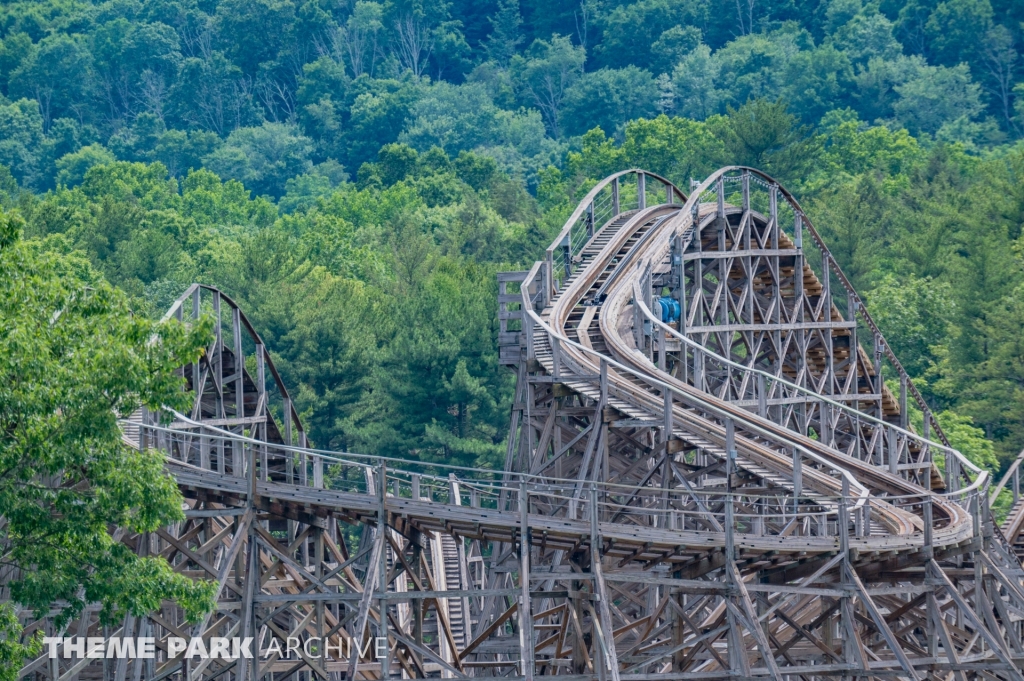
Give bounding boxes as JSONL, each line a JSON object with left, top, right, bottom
{"left": 0, "top": 212, "right": 216, "bottom": 681}
{"left": 2, "top": 0, "right": 1024, "bottom": 673}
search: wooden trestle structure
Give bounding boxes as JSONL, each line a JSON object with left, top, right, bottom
{"left": 12, "top": 167, "right": 1024, "bottom": 681}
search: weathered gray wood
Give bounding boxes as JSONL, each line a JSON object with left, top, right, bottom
{"left": 32, "top": 163, "right": 1014, "bottom": 681}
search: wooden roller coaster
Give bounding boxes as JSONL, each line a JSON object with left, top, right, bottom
{"left": 10, "top": 168, "right": 1024, "bottom": 681}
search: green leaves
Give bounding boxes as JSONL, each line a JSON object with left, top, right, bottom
{"left": 709, "top": 98, "right": 821, "bottom": 183}
{"left": 0, "top": 603, "right": 41, "bottom": 681}
{"left": 0, "top": 211, "right": 215, "bottom": 643}
{"left": 203, "top": 123, "right": 316, "bottom": 200}
{"left": 510, "top": 35, "right": 586, "bottom": 138}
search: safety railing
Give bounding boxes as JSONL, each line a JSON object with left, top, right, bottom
{"left": 516, "top": 302, "right": 874, "bottom": 513}
{"left": 544, "top": 170, "right": 685, "bottom": 299}
{"left": 155, "top": 283, "right": 308, "bottom": 468}
{"left": 677, "top": 168, "right": 952, "bottom": 454}
{"left": 128, "top": 414, "right": 977, "bottom": 548}
{"left": 634, "top": 280, "right": 944, "bottom": 491}
{"left": 136, "top": 409, "right": 334, "bottom": 490}
{"left": 129, "top": 402, "right": 997, "bottom": 555}
{"left": 136, "top": 411, "right": 848, "bottom": 517}
{"left": 515, "top": 166, "right": 991, "bottom": 533}
{"left": 990, "top": 447, "right": 1024, "bottom": 508}
{"left": 624, "top": 167, "right": 988, "bottom": 502}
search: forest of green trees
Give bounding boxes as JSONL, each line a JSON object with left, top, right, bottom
{"left": 1, "top": 0, "right": 1024, "bottom": 662}
{"left": 1, "top": 0, "right": 1023, "bottom": 475}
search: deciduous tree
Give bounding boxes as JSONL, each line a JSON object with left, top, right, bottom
{"left": 0, "top": 213, "right": 215, "bottom": 680}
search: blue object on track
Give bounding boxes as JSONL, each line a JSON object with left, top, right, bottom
{"left": 658, "top": 296, "right": 680, "bottom": 324}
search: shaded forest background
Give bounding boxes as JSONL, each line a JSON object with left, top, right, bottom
{"left": 1, "top": 0, "right": 1023, "bottom": 475}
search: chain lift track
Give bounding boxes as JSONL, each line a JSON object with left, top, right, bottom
{"left": 11, "top": 168, "right": 1024, "bottom": 681}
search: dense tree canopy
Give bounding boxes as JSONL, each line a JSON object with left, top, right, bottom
{"left": 1, "top": 0, "right": 1021, "bottom": 194}
{"left": 0, "top": 0, "right": 1019, "bottom": 464}
{"left": 1, "top": 0, "right": 1024, "bottom": 663}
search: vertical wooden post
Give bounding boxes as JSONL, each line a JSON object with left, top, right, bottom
{"left": 923, "top": 496, "right": 933, "bottom": 559}
{"left": 519, "top": 480, "right": 534, "bottom": 681}
{"left": 971, "top": 491, "right": 979, "bottom": 538}
{"left": 662, "top": 389, "right": 672, "bottom": 443}
{"left": 200, "top": 430, "right": 210, "bottom": 470}
{"left": 848, "top": 293, "right": 858, "bottom": 404}
{"left": 839, "top": 477, "right": 850, "bottom": 557}
{"left": 757, "top": 373, "right": 766, "bottom": 419}
{"left": 899, "top": 374, "right": 908, "bottom": 430}
{"left": 716, "top": 176, "right": 725, "bottom": 227}
{"left": 793, "top": 226, "right": 805, "bottom": 396}
{"left": 543, "top": 257, "right": 552, "bottom": 307}
{"left": 314, "top": 526, "right": 324, "bottom": 681}
{"left": 562, "top": 233, "right": 572, "bottom": 279}
{"left": 717, "top": 177, "right": 728, "bottom": 329}
{"left": 671, "top": 590, "right": 685, "bottom": 671}
{"left": 378, "top": 461, "right": 389, "bottom": 680}
{"left": 590, "top": 483, "right": 606, "bottom": 681}
{"left": 300, "top": 436, "right": 308, "bottom": 488}
{"left": 591, "top": 484, "right": 621, "bottom": 681}
{"left": 245, "top": 422, "right": 260, "bottom": 681}
{"left": 694, "top": 348, "right": 703, "bottom": 393}
{"left": 926, "top": 582, "right": 938, "bottom": 659}
{"left": 792, "top": 447, "right": 802, "bottom": 500}
{"left": 873, "top": 334, "right": 884, "bottom": 420}
{"left": 233, "top": 307, "right": 244, "bottom": 475}
{"left": 821, "top": 400, "right": 831, "bottom": 448}
{"left": 213, "top": 291, "right": 224, "bottom": 419}
{"left": 309, "top": 435, "right": 321, "bottom": 488}
{"left": 692, "top": 204, "right": 704, "bottom": 334}
{"left": 284, "top": 398, "right": 293, "bottom": 482}
{"left": 552, "top": 335, "right": 561, "bottom": 380}
{"left": 675, "top": 234, "right": 686, "bottom": 335}
{"left": 612, "top": 178, "right": 620, "bottom": 215}
{"left": 256, "top": 344, "right": 267, "bottom": 481}
{"left": 725, "top": 418, "right": 735, "bottom": 562}
{"left": 233, "top": 307, "right": 244, "bottom": 420}
{"left": 888, "top": 426, "right": 898, "bottom": 476}
{"left": 947, "top": 446, "right": 957, "bottom": 493}
{"left": 637, "top": 172, "right": 646, "bottom": 210}
{"left": 598, "top": 360, "right": 609, "bottom": 485}
{"left": 657, "top": 327, "right": 666, "bottom": 371}
{"left": 413, "top": 527, "right": 424, "bottom": 659}
{"left": 922, "top": 413, "right": 931, "bottom": 489}
{"left": 822, "top": 253, "right": 834, "bottom": 396}
{"left": 192, "top": 288, "right": 201, "bottom": 397}
{"left": 285, "top": 397, "right": 295, "bottom": 545}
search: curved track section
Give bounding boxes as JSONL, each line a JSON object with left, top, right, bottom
{"left": 10, "top": 171, "right": 1024, "bottom": 681}
{"left": 502, "top": 168, "right": 1024, "bottom": 679}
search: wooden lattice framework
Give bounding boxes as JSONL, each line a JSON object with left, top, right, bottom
{"left": 9, "top": 169, "right": 1024, "bottom": 681}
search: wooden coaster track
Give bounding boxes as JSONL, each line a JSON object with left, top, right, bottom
{"left": 11, "top": 168, "right": 1024, "bottom": 681}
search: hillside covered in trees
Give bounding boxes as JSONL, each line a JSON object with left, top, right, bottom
{"left": 0, "top": 0, "right": 1023, "bottom": 475}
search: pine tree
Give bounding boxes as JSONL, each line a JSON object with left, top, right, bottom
{"left": 485, "top": 0, "right": 523, "bottom": 68}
